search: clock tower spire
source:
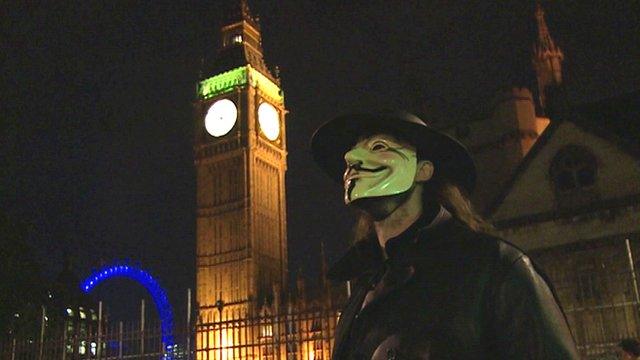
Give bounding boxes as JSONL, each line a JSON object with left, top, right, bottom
{"left": 194, "top": 0, "right": 288, "bottom": 324}
{"left": 204, "top": 0, "right": 276, "bottom": 83}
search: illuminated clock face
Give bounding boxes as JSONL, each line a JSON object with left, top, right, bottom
{"left": 257, "top": 102, "right": 280, "bottom": 141}
{"left": 204, "top": 99, "right": 237, "bottom": 137}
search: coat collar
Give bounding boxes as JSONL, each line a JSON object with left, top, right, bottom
{"left": 327, "top": 206, "right": 453, "bottom": 281}
{"left": 330, "top": 207, "right": 457, "bottom": 359}
{"left": 326, "top": 235, "right": 384, "bottom": 282}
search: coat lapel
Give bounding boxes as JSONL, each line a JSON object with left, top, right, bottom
{"left": 359, "top": 211, "right": 454, "bottom": 311}
{"left": 332, "top": 263, "right": 416, "bottom": 359}
{"left": 360, "top": 264, "right": 415, "bottom": 312}
{"left": 328, "top": 237, "right": 385, "bottom": 359}
{"left": 332, "top": 276, "right": 375, "bottom": 359}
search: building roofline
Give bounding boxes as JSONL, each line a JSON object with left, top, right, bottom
{"left": 486, "top": 91, "right": 640, "bottom": 217}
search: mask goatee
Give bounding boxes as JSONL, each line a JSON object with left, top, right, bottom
{"left": 349, "top": 187, "right": 413, "bottom": 221}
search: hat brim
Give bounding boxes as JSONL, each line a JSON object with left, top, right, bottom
{"left": 310, "top": 113, "right": 476, "bottom": 194}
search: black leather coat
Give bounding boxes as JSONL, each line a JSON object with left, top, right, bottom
{"left": 327, "top": 217, "right": 579, "bottom": 359}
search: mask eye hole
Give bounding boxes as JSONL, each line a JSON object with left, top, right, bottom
{"left": 370, "top": 142, "right": 387, "bottom": 151}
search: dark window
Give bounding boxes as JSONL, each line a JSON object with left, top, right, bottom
{"left": 455, "top": 125, "right": 470, "bottom": 139}
{"left": 576, "top": 272, "right": 599, "bottom": 303}
{"left": 550, "top": 145, "right": 597, "bottom": 193}
{"left": 287, "top": 342, "right": 298, "bottom": 360}
{"left": 575, "top": 259, "right": 602, "bottom": 304}
{"left": 286, "top": 319, "right": 297, "bottom": 334}
{"left": 314, "top": 340, "right": 324, "bottom": 359}
{"left": 310, "top": 319, "right": 321, "bottom": 332}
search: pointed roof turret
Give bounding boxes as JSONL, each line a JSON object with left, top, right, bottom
{"left": 532, "top": 2, "right": 564, "bottom": 113}
{"left": 320, "top": 242, "right": 329, "bottom": 284}
{"left": 319, "top": 242, "right": 334, "bottom": 306}
{"left": 534, "top": 4, "right": 560, "bottom": 54}
{"left": 295, "top": 268, "right": 306, "bottom": 304}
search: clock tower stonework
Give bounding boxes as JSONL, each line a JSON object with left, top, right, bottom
{"left": 194, "top": 0, "right": 287, "bottom": 321}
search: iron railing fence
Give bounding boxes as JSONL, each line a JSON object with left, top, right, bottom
{"left": 195, "top": 306, "right": 339, "bottom": 360}
{"left": 0, "top": 318, "right": 192, "bottom": 360}
{"left": 0, "top": 305, "right": 340, "bottom": 360}
{"left": 4, "top": 293, "right": 639, "bottom": 359}
{"left": 4, "top": 292, "right": 640, "bottom": 360}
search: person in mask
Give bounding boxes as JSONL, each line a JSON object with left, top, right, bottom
{"left": 311, "top": 111, "right": 579, "bottom": 359}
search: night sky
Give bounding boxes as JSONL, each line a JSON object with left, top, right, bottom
{"left": 3, "top": 1, "right": 638, "bottom": 321}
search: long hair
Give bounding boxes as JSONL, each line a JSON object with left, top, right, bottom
{"left": 352, "top": 179, "right": 492, "bottom": 243}
{"left": 427, "top": 179, "right": 493, "bottom": 233}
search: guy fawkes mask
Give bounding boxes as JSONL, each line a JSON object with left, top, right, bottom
{"left": 343, "top": 134, "right": 418, "bottom": 205}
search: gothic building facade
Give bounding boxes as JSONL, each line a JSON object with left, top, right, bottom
{"left": 489, "top": 92, "right": 640, "bottom": 358}
{"left": 440, "top": 5, "right": 640, "bottom": 358}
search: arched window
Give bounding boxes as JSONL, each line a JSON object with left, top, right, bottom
{"left": 550, "top": 145, "right": 597, "bottom": 192}
{"left": 549, "top": 145, "right": 599, "bottom": 209}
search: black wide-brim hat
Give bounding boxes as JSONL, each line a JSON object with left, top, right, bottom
{"left": 310, "top": 111, "right": 476, "bottom": 194}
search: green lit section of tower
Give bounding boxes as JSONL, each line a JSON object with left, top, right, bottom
{"left": 198, "top": 67, "right": 248, "bottom": 99}
{"left": 198, "top": 66, "right": 284, "bottom": 102}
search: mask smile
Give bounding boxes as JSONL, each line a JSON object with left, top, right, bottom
{"left": 344, "top": 166, "right": 386, "bottom": 182}
{"left": 342, "top": 134, "right": 418, "bottom": 205}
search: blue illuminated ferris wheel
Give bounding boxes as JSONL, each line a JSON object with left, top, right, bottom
{"left": 81, "top": 263, "right": 175, "bottom": 359}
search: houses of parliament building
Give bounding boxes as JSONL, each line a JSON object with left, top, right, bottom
{"left": 194, "top": 1, "right": 640, "bottom": 359}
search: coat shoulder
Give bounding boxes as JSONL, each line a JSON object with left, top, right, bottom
{"left": 450, "top": 225, "right": 556, "bottom": 294}
{"left": 434, "top": 221, "right": 529, "bottom": 271}
{"left": 477, "top": 231, "right": 527, "bottom": 266}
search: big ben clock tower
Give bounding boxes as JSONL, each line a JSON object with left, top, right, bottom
{"left": 194, "top": 0, "right": 287, "bottom": 321}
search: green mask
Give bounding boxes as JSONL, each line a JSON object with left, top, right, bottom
{"left": 343, "top": 134, "right": 418, "bottom": 205}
